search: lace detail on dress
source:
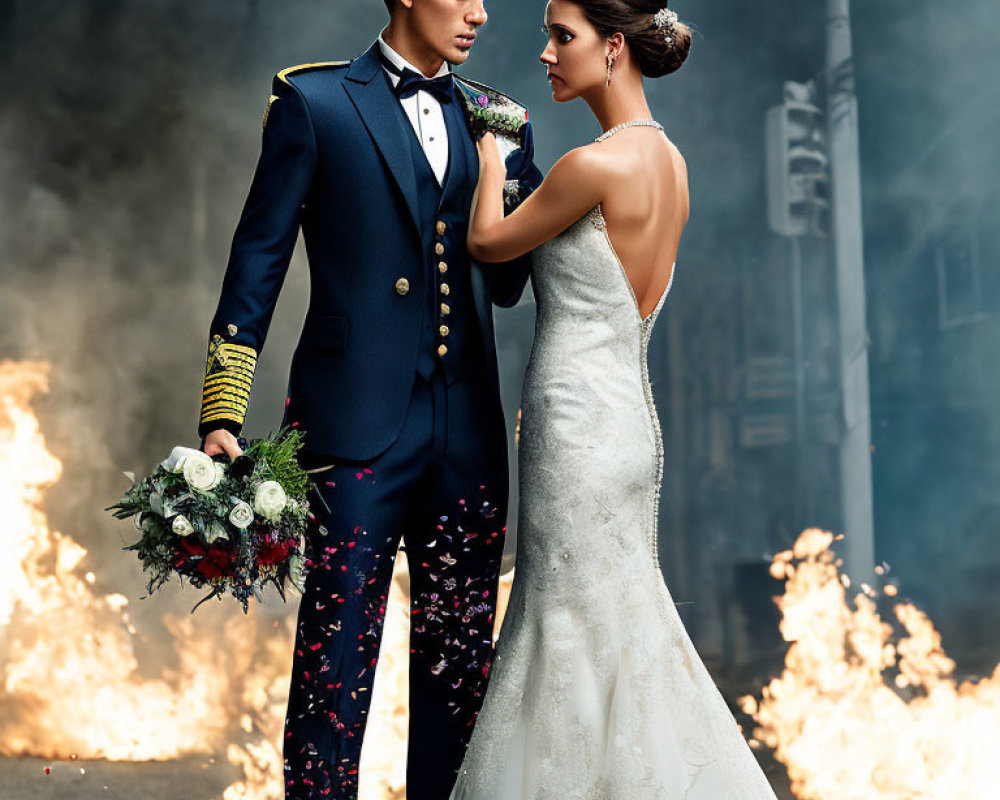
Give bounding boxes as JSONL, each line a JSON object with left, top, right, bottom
{"left": 585, "top": 203, "right": 607, "bottom": 231}
{"left": 449, "top": 210, "right": 778, "bottom": 800}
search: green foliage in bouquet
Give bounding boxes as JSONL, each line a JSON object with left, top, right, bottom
{"left": 244, "top": 428, "right": 311, "bottom": 498}
{"left": 107, "top": 427, "right": 317, "bottom": 613}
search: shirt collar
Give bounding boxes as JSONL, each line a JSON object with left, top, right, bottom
{"left": 377, "top": 33, "right": 451, "bottom": 86}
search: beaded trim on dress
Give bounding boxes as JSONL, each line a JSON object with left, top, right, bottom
{"left": 583, "top": 202, "right": 674, "bottom": 561}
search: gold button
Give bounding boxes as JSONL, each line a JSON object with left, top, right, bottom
{"left": 440, "top": 283, "right": 450, "bottom": 296}
{"left": 395, "top": 278, "right": 410, "bottom": 296}
{"left": 440, "top": 325, "right": 450, "bottom": 337}
{"left": 441, "top": 303, "right": 451, "bottom": 315}
{"left": 438, "top": 261, "right": 448, "bottom": 274}
{"left": 434, "top": 242, "right": 445, "bottom": 255}
{"left": 438, "top": 344, "right": 448, "bottom": 356}
{"left": 436, "top": 220, "right": 447, "bottom": 235}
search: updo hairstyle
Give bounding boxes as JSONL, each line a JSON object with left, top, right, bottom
{"left": 569, "top": 0, "right": 692, "bottom": 78}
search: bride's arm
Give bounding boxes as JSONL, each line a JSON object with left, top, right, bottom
{"left": 468, "top": 133, "right": 604, "bottom": 263}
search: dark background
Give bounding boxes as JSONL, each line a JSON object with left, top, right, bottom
{"left": 1, "top": 0, "right": 998, "bottom": 695}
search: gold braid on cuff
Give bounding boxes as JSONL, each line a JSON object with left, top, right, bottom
{"left": 200, "top": 336, "right": 258, "bottom": 429}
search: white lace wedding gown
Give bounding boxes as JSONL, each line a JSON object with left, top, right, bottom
{"left": 449, "top": 205, "right": 778, "bottom": 800}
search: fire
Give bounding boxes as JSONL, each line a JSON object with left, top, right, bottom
{"left": 221, "top": 615, "right": 296, "bottom": 800}
{"left": 0, "top": 362, "right": 61, "bottom": 628}
{"left": 8, "top": 358, "right": 999, "bottom": 799}
{"left": 0, "top": 361, "right": 245, "bottom": 760}
{"left": 742, "top": 527, "right": 1000, "bottom": 799}
{"left": 10, "top": 357, "right": 998, "bottom": 798}
{"left": 0, "top": 359, "right": 513, "bottom": 799}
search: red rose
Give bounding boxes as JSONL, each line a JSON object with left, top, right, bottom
{"left": 257, "top": 536, "right": 292, "bottom": 566}
{"left": 179, "top": 537, "right": 207, "bottom": 557}
{"left": 198, "top": 545, "right": 235, "bottom": 579}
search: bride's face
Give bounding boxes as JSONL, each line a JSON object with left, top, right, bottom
{"left": 539, "top": 0, "right": 608, "bottom": 102}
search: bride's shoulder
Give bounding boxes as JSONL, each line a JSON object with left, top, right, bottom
{"left": 557, "top": 141, "right": 616, "bottom": 167}
{"left": 548, "top": 144, "right": 617, "bottom": 191}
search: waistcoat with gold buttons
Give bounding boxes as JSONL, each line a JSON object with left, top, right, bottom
{"left": 390, "top": 91, "right": 480, "bottom": 383}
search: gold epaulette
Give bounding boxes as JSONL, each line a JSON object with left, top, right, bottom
{"left": 276, "top": 60, "right": 351, "bottom": 86}
{"left": 200, "top": 335, "right": 258, "bottom": 430}
{"left": 265, "top": 62, "right": 350, "bottom": 129}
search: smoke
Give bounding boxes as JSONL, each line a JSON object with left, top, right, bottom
{"left": 0, "top": 2, "right": 385, "bottom": 626}
{"left": 854, "top": 0, "right": 1000, "bottom": 675}
{"left": 1, "top": 0, "right": 998, "bottom": 689}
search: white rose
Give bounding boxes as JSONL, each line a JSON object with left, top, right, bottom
{"left": 172, "top": 515, "right": 195, "bottom": 536}
{"left": 182, "top": 451, "right": 221, "bottom": 492}
{"left": 161, "top": 446, "right": 203, "bottom": 473}
{"left": 204, "top": 521, "right": 229, "bottom": 544}
{"left": 229, "top": 501, "right": 254, "bottom": 529}
{"left": 254, "top": 481, "right": 287, "bottom": 520}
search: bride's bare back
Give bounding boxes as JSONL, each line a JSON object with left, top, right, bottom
{"left": 468, "top": 128, "right": 689, "bottom": 325}
{"left": 589, "top": 127, "right": 689, "bottom": 319}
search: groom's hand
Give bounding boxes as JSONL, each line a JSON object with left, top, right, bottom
{"left": 202, "top": 428, "right": 244, "bottom": 461}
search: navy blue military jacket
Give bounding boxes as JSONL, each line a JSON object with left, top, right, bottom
{"left": 199, "top": 42, "right": 541, "bottom": 460}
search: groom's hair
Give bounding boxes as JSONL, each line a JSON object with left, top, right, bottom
{"left": 383, "top": 0, "right": 395, "bottom": 12}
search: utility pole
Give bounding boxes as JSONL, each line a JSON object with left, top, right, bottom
{"left": 826, "top": 0, "right": 875, "bottom": 587}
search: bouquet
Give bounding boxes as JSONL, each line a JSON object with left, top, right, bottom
{"left": 108, "top": 428, "right": 318, "bottom": 612}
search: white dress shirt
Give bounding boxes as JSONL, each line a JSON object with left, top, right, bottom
{"left": 378, "top": 35, "right": 451, "bottom": 185}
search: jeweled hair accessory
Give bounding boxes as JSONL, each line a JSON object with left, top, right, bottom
{"left": 653, "top": 7, "right": 679, "bottom": 46}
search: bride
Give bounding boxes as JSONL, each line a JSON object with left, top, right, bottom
{"left": 450, "top": 0, "right": 779, "bottom": 798}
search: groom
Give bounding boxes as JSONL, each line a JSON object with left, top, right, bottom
{"left": 197, "top": 0, "right": 540, "bottom": 798}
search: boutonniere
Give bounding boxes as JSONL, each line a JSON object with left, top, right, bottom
{"left": 454, "top": 77, "right": 529, "bottom": 144}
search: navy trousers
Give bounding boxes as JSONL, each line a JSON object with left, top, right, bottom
{"left": 283, "top": 365, "right": 509, "bottom": 800}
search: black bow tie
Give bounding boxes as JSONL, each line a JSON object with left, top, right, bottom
{"left": 382, "top": 56, "right": 455, "bottom": 104}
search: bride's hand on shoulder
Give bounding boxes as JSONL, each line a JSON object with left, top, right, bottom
{"left": 476, "top": 132, "right": 505, "bottom": 180}
{"left": 469, "top": 144, "right": 605, "bottom": 263}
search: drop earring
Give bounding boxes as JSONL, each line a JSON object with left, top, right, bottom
{"left": 606, "top": 53, "right": 614, "bottom": 86}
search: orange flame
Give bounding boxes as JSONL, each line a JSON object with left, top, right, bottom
{"left": 0, "top": 361, "right": 250, "bottom": 760}
{"left": 0, "top": 359, "right": 513, "bottom": 798}
{"left": 742, "top": 528, "right": 1000, "bottom": 799}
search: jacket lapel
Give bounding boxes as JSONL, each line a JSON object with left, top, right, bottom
{"left": 452, "top": 105, "right": 490, "bottom": 330}
{"left": 457, "top": 95, "right": 480, "bottom": 190}
{"left": 344, "top": 43, "right": 421, "bottom": 234}
{"left": 344, "top": 47, "right": 493, "bottom": 346}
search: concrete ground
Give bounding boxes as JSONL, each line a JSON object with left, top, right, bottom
{"left": 0, "top": 755, "right": 241, "bottom": 800}
{"left": 0, "top": 753, "right": 795, "bottom": 800}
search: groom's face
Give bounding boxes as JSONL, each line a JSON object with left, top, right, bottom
{"left": 404, "top": 0, "right": 488, "bottom": 66}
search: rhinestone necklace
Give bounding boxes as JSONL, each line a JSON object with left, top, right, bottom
{"left": 594, "top": 119, "right": 663, "bottom": 142}
{"left": 594, "top": 118, "right": 664, "bottom": 142}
